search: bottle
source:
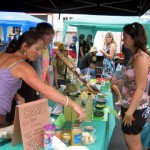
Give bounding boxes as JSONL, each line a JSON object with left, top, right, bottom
{"left": 76, "top": 93, "right": 82, "bottom": 105}
{"left": 72, "top": 94, "right": 82, "bottom": 122}
{"left": 85, "top": 93, "right": 93, "bottom": 122}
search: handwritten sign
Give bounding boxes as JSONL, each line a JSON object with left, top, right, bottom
{"left": 12, "top": 98, "right": 50, "bottom": 150}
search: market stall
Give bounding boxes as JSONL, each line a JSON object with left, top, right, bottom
{"left": 0, "top": 91, "right": 115, "bottom": 150}
{"left": 0, "top": 11, "right": 44, "bottom": 43}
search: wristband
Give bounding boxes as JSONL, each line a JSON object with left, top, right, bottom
{"left": 65, "top": 96, "right": 69, "bottom": 106}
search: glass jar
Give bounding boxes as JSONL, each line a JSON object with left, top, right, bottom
{"left": 55, "top": 126, "right": 62, "bottom": 140}
{"left": 82, "top": 125, "right": 96, "bottom": 145}
{"left": 71, "top": 123, "right": 82, "bottom": 146}
{"left": 62, "top": 130, "right": 71, "bottom": 146}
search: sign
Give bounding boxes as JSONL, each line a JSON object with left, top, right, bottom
{"left": 12, "top": 98, "right": 50, "bottom": 150}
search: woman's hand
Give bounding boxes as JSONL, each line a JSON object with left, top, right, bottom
{"left": 14, "top": 93, "right": 25, "bottom": 105}
{"left": 73, "top": 104, "right": 85, "bottom": 122}
{"left": 122, "top": 111, "right": 135, "bottom": 127}
{"left": 100, "top": 49, "right": 105, "bottom": 54}
{"left": 110, "top": 76, "right": 118, "bottom": 85}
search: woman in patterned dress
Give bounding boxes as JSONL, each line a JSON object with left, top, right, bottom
{"left": 100, "top": 32, "right": 122, "bottom": 105}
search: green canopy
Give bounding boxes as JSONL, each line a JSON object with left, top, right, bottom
{"left": 63, "top": 15, "right": 150, "bottom": 46}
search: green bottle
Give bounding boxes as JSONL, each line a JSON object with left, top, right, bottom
{"left": 85, "top": 93, "right": 93, "bottom": 122}
{"left": 72, "top": 94, "right": 82, "bottom": 122}
{"left": 64, "top": 93, "right": 72, "bottom": 121}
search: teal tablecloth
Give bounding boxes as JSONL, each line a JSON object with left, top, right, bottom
{"left": 83, "top": 92, "right": 115, "bottom": 150}
{"left": 0, "top": 92, "right": 115, "bottom": 150}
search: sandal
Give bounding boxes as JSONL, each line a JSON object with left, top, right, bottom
{"left": 117, "top": 110, "right": 122, "bottom": 119}
{"left": 115, "top": 101, "right": 122, "bottom": 105}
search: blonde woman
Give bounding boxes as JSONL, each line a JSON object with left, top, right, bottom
{"left": 100, "top": 32, "right": 122, "bottom": 105}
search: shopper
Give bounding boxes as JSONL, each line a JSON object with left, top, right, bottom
{"left": 33, "top": 22, "right": 54, "bottom": 85}
{"left": 78, "top": 46, "right": 97, "bottom": 78}
{"left": 0, "top": 31, "right": 85, "bottom": 128}
{"left": 100, "top": 32, "right": 122, "bottom": 105}
{"left": 111, "top": 22, "right": 150, "bottom": 150}
{"left": 52, "top": 43, "right": 74, "bottom": 89}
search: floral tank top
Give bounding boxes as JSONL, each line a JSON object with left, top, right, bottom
{"left": 122, "top": 51, "right": 150, "bottom": 110}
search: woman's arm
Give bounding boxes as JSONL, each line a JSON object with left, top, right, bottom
{"left": 110, "top": 76, "right": 123, "bottom": 85}
{"left": 14, "top": 92, "right": 25, "bottom": 104}
{"left": 12, "top": 62, "right": 85, "bottom": 121}
{"left": 100, "top": 43, "right": 116, "bottom": 60}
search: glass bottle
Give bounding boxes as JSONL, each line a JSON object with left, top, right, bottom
{"left": 85, "top": 93, "right": 93, "bottom": 122}
{"left": 64, "top": 93, "right": 72, "bottom": 121}
{"left": 72, "top": 93, "right": 82, "bottom": 122}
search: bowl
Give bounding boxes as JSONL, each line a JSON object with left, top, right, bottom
{"left": 95, "top": 104, "right": 106, "bottom": 110}
{"left": 93, "top": 111, "right": 104, "bottom": 117}
{"left": 95, "top": 98, "right": 107, "bottom": 105}
{"left": 97, "top": 93, "right": 106, "bottom": 98}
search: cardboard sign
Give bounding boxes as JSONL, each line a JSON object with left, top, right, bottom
{"left": 12, "top": 98, "right": 50, "bottom": 150}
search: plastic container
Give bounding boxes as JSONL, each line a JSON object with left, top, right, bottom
{"left": 43, "top": 124, "right": 56, "bottom": 150}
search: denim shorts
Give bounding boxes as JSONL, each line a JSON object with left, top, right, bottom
{"left": 121, "top": 106, "right": 149, "bottom": 135}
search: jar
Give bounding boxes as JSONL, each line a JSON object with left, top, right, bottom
{"left": 82, "top": 125, "right": 96, "bottom": 145}
{"left": 55, "top": 126, "right": 62, "bottom": 140}
{"left": 62, "top": 130, "right": 71, "bottom": 146}
{"left": 43, "top": 124, "right": 56, "bottom": 150}
{"left": 71, "top": 124, "right": 82, "bottom": 146}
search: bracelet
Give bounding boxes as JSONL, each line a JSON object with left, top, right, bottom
{"left": 64, "top": 96, "right": 69, "bottom": 106}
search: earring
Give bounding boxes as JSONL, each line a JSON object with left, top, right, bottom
{"left": 23, "top": 52, "right": 27, "bottom": 56}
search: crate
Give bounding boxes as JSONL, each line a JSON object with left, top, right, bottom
{"left": 95, "top": 62, "right": 103, "bottom": 78}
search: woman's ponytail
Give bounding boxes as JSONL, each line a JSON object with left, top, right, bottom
{"left": 5, "top": 39, "right": 18, "bottom": 53}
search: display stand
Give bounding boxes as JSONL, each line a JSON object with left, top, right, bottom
{"left": 55, "top": 50, "right": 99, "bottom": 94}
